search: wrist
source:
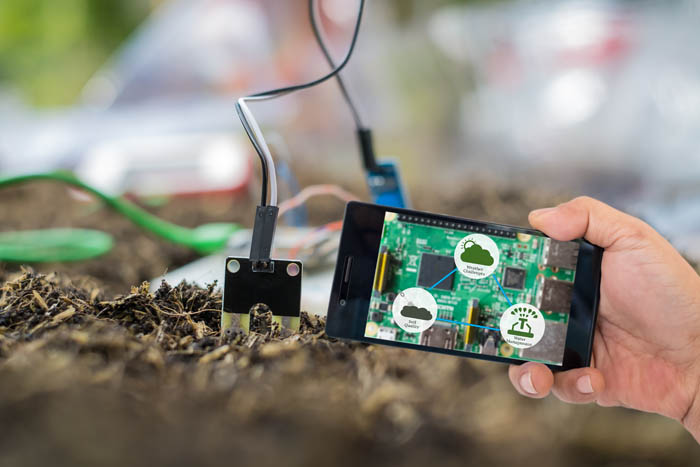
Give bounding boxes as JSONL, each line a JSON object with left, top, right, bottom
{"left": 681, "top": 345, "right": 700, "bottom": 442}
{"left": 682, "top": 384, "right": 700, "bottom": 442}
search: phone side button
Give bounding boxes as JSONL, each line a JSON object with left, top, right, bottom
{"left": 339, "top": 256, "right": 353, "bottom": 304}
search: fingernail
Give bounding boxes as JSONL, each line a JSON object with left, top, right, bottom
{"left": 519, "top": 372, "right": 537, "bottom": 395}
{"left": 529, "top": 207, "right": 555, "bottom": 218}
{"left": 576, "top": 375, "right": 594, "bottom": 394}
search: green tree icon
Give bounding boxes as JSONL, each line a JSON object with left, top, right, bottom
{"left": 460, "top": 240, "right": 494, "bottom": 266}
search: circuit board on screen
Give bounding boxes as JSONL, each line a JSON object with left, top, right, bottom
{"left": 364, "top": 212, "right": 580, "bottom": 365}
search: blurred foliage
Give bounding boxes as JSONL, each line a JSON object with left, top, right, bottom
{"left": 388, "top": 0, "right": 509, "bottom": 23}
{"left": 0, "top": 0, "right": 500, "bottom": 108}
{"left": 0, "top": 0, "right": 155, "bottom": 107}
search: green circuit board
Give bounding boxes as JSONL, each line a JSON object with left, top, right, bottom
{"left": 364, "top": 212, "right": 580, "bottom": 365}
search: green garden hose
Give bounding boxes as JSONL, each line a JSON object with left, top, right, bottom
{"left": 0, "top": 228, "right": 114, "bottom": 263}
{"left": 0, "top": 171, "right": 241, "bottom": 262}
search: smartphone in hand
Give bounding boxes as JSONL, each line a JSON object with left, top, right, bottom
{"left": 326, "top": 202, "right": 602, "bottom": 370}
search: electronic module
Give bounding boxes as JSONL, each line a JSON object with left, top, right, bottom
{"left": 364, "top": 212, "right": 580, "bottom": 365}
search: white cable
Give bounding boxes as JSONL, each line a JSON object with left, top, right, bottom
{"left": 237, "top": 94, "right": 284, "bottom": 207}
{"left": 237, "top": 0, "right": 364, "bottom": 208}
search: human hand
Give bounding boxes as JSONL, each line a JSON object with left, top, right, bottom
{"left": 507, "top": 197, "right": 700, "bottom": 441}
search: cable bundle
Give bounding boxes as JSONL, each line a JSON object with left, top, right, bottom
{"left": 236, "top": 0, "right": 367, "bottom": 209}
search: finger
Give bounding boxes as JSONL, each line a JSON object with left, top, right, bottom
{"left": 508, "top": 362, "right": 554, "bottom": 399}
{"left": 550, "top": 367, "right": 605, "bottom": 404}
{"left": 528, "top": 196, "right": 647, "bottom": 250}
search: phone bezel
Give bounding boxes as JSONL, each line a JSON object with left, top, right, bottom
{"left": 326, "top": 201, "right": 603, "bottom": 371}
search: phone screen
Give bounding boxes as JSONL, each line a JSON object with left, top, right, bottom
{"left": 364, "top": 211, "right": 582, "bottom": 366}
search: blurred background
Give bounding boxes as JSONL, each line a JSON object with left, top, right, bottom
{"left": 2, "top": 0, "right": 700, "bottom": 465}
{"left": 2, "top": 0, "right": 700, "bottom": 262}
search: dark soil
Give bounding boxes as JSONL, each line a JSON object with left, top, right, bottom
{"left": 1, "top": 176, "right": 699, "bottom": 466}
{"left": 0, "top": 171, "right": 569, "bottom": 294}
{"left": 0, "top": 181, "right": 259, "bottom": 295}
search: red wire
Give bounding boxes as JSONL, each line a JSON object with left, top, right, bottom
{"left": 289, "top": 220, "right": 343, "bottom": 259}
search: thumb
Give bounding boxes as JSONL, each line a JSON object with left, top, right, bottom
{"left": 528, "top": 196, "right": 648, "bottom": 250}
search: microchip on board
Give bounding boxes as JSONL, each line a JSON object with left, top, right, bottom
{"left": 417, "top": 253, "right": 455, "bottom": 291}
{"left": 503, "top": 267, "right": 526, "bottom": 290}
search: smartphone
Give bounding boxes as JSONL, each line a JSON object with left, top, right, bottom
{"left": 326, "top": 202, "right": 603, "bottom": 371}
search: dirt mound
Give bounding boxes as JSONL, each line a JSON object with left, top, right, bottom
{"left": 1, "top": 269, "right": 697, "bottom": 467}
{"left": 2, "top": 178, "right": 699, "bottom": 466}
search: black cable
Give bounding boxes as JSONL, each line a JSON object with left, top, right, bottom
{"left": 235, "top": 103, "right": 268, "bottom": 206}
{"left": 249, "top": 0, "right": 365, "bottom": 99}
{"left": 308, "top": 0, "right": 380, "bottom": 172}
{"left": 236, "top": 0, "right": 366, "bottom": 208}
{"left": 309, "top": 0, "right": 363, "bottom": 128}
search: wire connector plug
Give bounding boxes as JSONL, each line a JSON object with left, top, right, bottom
{"left": 357, "top": 128, "right": 383, "bottom": 173}
{"left": 249, "top": 205, "right": 279, "bottom": 272}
